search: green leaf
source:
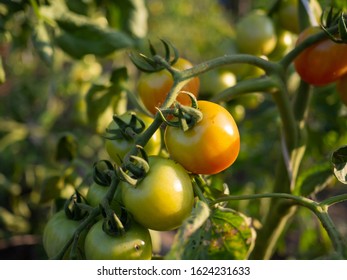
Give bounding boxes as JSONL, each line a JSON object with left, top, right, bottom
{"left": 332, "top": 145, "right": 347, "bottom": 184}
{"left": 55, "top": 133, "right": 78, "bottom": 163}
{"left": 113, "top": 0, "right": 148, "bottom": 38}
{"left": 54, "top": 10, "right": 134, "bottom": 59}
{"left": 85, "top": 84, "right": 112, "bottom": 125}
{"left": 165, "top": 200, "right": 211, "bottom": 260}
{"left": 31, "top": 21, "right": 54, "bottom": 67}
{"left": 294, "top": 162, "right": 334, "bottom": 196}
{"left": 166, "top": 204, "right": 256, "bottom": 260}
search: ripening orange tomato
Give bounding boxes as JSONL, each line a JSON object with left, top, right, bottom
{"left": 164, "top": 101, "right": 240, "bottom": 175}
{"left": 137, "top": 58, "right": 200, "bottom": 115}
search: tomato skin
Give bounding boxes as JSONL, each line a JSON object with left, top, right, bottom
{"left": 105, "top": 111, "right": 161, "bottom": 165}
{"left": 121, "top": 156, "right": 194, "bottom": 231}
{"left": 43, "top": 211, "right": 85, "bottom": 259}
{"left": 294, "top": 27, "right": 347, "bottom": 86}
{"left": 137, "top": 58, "right": 200, "bottom": 115}
{"left": 84, "top": 220, "right": 152, "bottom": 260}
{"left": 164, "top": 101, "right": 240, "bottom": 175}
{"left": 235, "top": 10, "right": 277, "bottom": 55}
{"left": 86, "top": 182, "right": 121, "bottom": 212}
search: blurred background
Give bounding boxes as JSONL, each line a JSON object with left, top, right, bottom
{"left": 1, "top": 0, "right": 346, "bottom": 259}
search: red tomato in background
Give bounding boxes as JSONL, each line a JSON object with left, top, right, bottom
{"left": 294, "top": 27, "right": 347, "bottom": 86}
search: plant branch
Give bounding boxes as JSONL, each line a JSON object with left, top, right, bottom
{"left": 211, "top": 76, "right": 277, "bottom": 103}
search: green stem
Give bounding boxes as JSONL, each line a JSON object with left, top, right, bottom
{"left": 211, "top": 193, "right": 314, "bottom": 209}
{"left": 320, "top": 194, "right": 347, "bottom": 208}
{"left": 313, "top": 207, "right": 346, "bottom": 258}
{"left": 211, "top": 76, "right": 278, "bottom": 103}
{"left": 192, "top": 175, "right": 211, "bottom": 205}
{"left": 250, "top": 67, "right": 311, "bottom": 260}
{"left": 181, "top": 54, "right": 280, "bottom": 80}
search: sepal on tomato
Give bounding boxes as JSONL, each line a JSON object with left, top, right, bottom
{"left": 92, "top": 160, "right": 115, "bottom": 186}
{"left": 157, "top": 91, "right": 203, "bottom": 132}
{"left": 64, "top": 191, "right": 88, "bottom": 221}
{"left": 129, "top": 39, "right": 179, "bottom": 72}
{"left": 105, "top": 113, "right": 146, "bottom": 141}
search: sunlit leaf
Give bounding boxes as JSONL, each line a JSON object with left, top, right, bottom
{"left": 113, "top": 0, "right": 148, "bottom": 38}
{"left": 165, "top": 200, "right": 210, "bottom": 260}
{"left": 331, "top": 145, "right": 347, "bottom": 184}
{"left": 32, "top": 21, "right": 54, "bottom": 67}
{"left": 166, "top": 204, "right": 256, "bottom": 260}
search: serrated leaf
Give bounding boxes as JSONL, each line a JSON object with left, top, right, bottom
{"left": 294, "top": 163, "right": 334, "bottom": 196}
{"left": 32, "top": 21, "right": 54, "bottom": 67}
{"left": 166, "top": 205, "right": 256, "bottom": 260}
{"left": 332, "top": 145, "right": 347, "bottom": 184}
{"left": 54, "top": 10, "right": 134, "bottom": 59}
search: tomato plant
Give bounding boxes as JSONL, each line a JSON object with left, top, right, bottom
{"left": 235, "top": 10, "right": 277, "bottom": 55}
{"left": 42, "top": 211, "right": 85, "bottom": 259}
{"left": 137, "top": 57, "right": 200, "bottom": 115}
{"left": 105, "top": 111, "right": 161, "bottom": 165}
{"left": 84, "top": 219, "right": 152, "bottom": 260}
{"left": 3, "top": 0, "right": 347, "bottom": 263}
{"left": 120, "top": 156, "right": 194, "bottom": 231}
{"left": 164, "top": 100, "right": 240, "bottom": 175}
{"left": 294, "top": 26, "right": 347, "bottom": 85}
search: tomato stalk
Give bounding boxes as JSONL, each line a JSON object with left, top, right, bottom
{"left": 180, "top": 54, "right": 281, "bottom": 80}
{"left": 210, "top": 76, "right": 277, "bottom": 103}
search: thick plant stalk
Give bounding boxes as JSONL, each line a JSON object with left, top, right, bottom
{"left": 250, "top": 80, "right": 311, "bottom": 260}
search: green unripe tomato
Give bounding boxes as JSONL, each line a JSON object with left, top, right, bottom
{"left": 84, "top": 219, "right": 152, "bottom": 260}
{"left": 236, "top": 10, "right": 277, "bottom": 55}
{"left": 86, "top": 182, "right": 121, "bottom": 212}
{"left": 43, "top": 211, "right": 85, "bottom": 259}
{"left": 121, "top": 156, "right": 194, "bottom": 231}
